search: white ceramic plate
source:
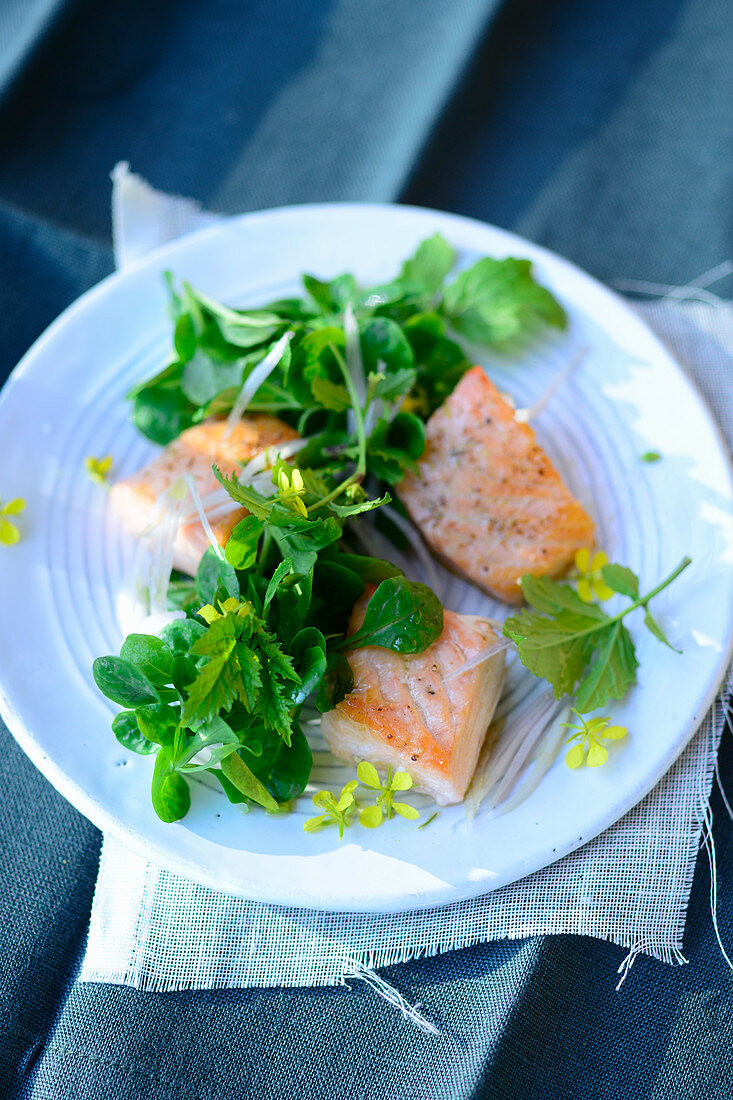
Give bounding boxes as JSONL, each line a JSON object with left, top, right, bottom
{"left": 1, "top": 203, "right": 732, "bottom": 911}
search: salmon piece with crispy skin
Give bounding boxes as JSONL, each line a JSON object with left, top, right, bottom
{"left": 399, "top": 367, "right": 595, "bottom": 603}
{"left": 320, "top": 591, "right": 505, "bottom": 805}
{"left": 110, "top": 415, "right": 298, "bottom": 576}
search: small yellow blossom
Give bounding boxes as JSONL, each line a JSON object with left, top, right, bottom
{"left": 197, "top": 596, "right": 252, "bottom": 624}
{"left": 275, "top": 465, "right": 308, "bottom": 517}
{"left": 0, "top": 497, "right": 25, "bottom": 546}
{"left": 84, "top": 454, "right": 114, "bottom": 488}
{"left": 562, "top": 711, "right": 628, "bottom": 769}
{"left": 574, "top": 548, "right": 615, "bottom": 603}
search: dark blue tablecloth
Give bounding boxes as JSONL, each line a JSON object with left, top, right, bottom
{"left": 1, "top": 2, "right": 732, "bottom": 1097}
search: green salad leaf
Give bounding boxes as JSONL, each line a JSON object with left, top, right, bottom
{"left": 504, "top": 557, "right": 690, "bottom": 711}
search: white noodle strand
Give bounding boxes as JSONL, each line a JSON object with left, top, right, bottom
{"left": 225, "top": 330, "right": 293, "bottom": 434}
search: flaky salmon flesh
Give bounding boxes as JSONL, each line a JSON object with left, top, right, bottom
{"left": 321, "top": 592, "right": 505, "bottom": 805}
{"left": 110, "top": 416, "right": 299, "bottom": 575}
{"left": 399, "top": 366, "right": 595, "bottom": 603}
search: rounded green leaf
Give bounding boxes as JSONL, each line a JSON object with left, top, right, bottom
{"left": 359, "top": 805, "right": 384, "bottom": 829}
{"left": 303, "top": 815, "right": 328, "bottom": 833}
{"left": 151, "top": 750, "right": 191, "bottom": 823}
{"left": 196, "top": 547, "right": 238, "bottom": 605}
{"left": 356, "top": 761, "right": 380, "bottom": 788}
{"left": 120, "top": 634, "right": 174, "bottom": 686}
{"left": 93, "top": 656, "right": 159, "bottom": 708}
{"left": 135, "top": 703, "right": 178, "bottom": 747}
{"left": 349, "top": 577, "right": 443, "bottom": 655}
{"left": 359, "top": 317, "right": 415, "bottom": 376}
{"left": 160, "top": 618, "right": 206, "bottom": 655}
{"left": 112, "top": 710, "right": 158, "bottom": 755}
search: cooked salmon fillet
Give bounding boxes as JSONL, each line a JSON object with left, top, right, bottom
{"left": 399, "top": 367, "right": 595, "bottom": 603}
{"left": 110, "top": 416, "right": 298, "bottom": 575}
{"left": 321, "top": 592, "right": 505, "bottom": 805}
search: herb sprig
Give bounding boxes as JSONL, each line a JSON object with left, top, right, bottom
{"left": 95, "top": 447, "right": 444, "bottom": 821}
{"left": 504, "top": 557, "right": 690, "bottom": 713}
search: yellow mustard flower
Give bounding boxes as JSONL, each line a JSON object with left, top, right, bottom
{"left": 574, "top": 548, "right": 615, "bottom": 603}
{"left": 276, "top": 465, "right": 308, "bottom": 517}
{"left": 0, "top": 497, "right": 25, "bottom": 546}
{"left": 562, "top": 711, "right": 628, "bottom": 769}
{"left": 84, "top": 454, "right": 114, "bottom": 488}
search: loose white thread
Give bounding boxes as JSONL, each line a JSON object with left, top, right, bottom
{"left": 343, "top": 963, "right": 441, "bottom": 1036}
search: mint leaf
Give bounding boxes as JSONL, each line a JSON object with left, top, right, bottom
{"left": 443, "top": 257, "right": 566, "bottom": 344}
{"left": 400, "top": 233, "right": 456, "bottom": 294}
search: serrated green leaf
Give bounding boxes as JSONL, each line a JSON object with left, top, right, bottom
{"left": 443, "top": 256, "right": 566, "bottom": 344}
{"left": 399, "top": 233, "right": 456, "bottom": 294}
{"left": 503, "top": 610, "right": 596, "bottom": 698}
{"left": 574, "top": 621, "right": 638, "bottom": 712}
{"left": 310, "top": 375, "right": 351, "bottom": 411}
{"left": 520, "top": 575, "right": 608, "bottom": 619}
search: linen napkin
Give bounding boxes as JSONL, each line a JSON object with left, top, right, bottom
{"left": 80, "top": 165, "right": 733, "bottom": 1001}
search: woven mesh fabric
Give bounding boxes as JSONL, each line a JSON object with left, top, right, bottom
{"left": 79, "top": 173, "right": 733, "bottom": 990}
